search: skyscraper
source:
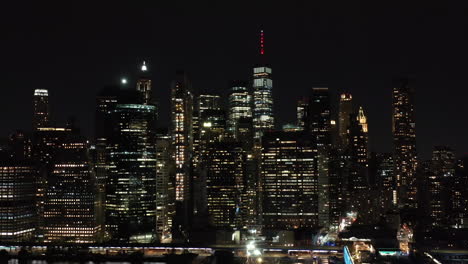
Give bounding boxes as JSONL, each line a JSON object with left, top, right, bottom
{"left": 155, "top": 134, "right": 175, "bottom": 242}
{"left": 261, "top": 131, "right": 318, "bottom": 229}
{"left": 171, "top": 71, "right": 193, "bottom": 203}
{"left": 0, "top": 159, "right": 36, "bottom": 242}
{"left": 33, "top": 89, "right": 50, "bottom": 130}
{"left": 42, "top": 128, "right": 98, "bottom": 243}
{"left": 307, "top": 87, "right": 331, "bottom": 227}
{"left": 228, "top": 81, "right": 252, "bottom": 137}
{"left": 296, "top": 97, "right": 309, "bottom": 131}
{"left": 392, "top": 78, "right": 417, "bottom": 208}
{"left": 252, "top": 30, "right": 274, "bottom": 139}
{"left": 205, "top": 141, "right": 244, "bottom": 228}
{"left": 428, "top": 146, "right": 455, "bottom": 227}
{"left": 136, "top": 61, "right": 152, "bottom": 105}
{"left": 338, "top": 93, "right": 353, "bottom": 148}
{"left": 105, "top": 91, "right": 157, "bottom": 242}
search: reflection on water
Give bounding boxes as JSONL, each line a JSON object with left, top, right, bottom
{"left": 8, "top": 261, "right": 166, "bottom": 264}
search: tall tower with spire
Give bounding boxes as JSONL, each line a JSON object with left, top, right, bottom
{"left": 136, "top": 61, "right": 152, "bottom": 104}
{"left": 252, "top": 30, "right": 274, "bottom": 139}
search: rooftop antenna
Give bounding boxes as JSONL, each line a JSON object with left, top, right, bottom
{"left": 260, "top": 30, "right": 265, "bottom": 55}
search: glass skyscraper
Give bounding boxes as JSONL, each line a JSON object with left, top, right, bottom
{"left": 105, "top": 93, "right": 157, "bottom": 242}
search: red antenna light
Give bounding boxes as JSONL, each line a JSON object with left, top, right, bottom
{"left": 260, "top": 30, "right": 265, "bottom": 55}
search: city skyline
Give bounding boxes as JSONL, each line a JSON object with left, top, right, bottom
{"left": 2, "top": 2, "right": 468, "bottom": 159}
{"left": 1, "top": 3, "right": 468, "bottom": 263}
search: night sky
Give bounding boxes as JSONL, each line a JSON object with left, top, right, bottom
{"left": 1, "top": 2, "right": 467, "bottom": 159}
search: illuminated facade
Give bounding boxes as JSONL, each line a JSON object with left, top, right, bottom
{"left": 106, "top": 101, "right": 157, "bottom": 242}
{"left": 136, "top": 61, "right": 152, "bottom": 104}
{"left": 338, "top": 93, "right": 353, "bottom": 148}
{"left": 428, "top": 146, "right": 455, "bottom": 227}
{"left": 308, "top": 87, "right": 331, "bottom": 227}
{"left": 296, "top": 97, "right": 309, "bottom": 131}
{"left": 33, "top": 89, "right": 50, "bottom": 130}
{"left": 0, "top": 161, "right": 36, "bottom": 242}
{"left": 228, "top": 81, "right": 252, "bottom": 137}
{"left": 392, "top": 78, "right": 417, "bottom": 207}
{"left": 170, "top": 71, "right": 193, "bottom": 203}
{"left": 41, "top": 129, "right": 98, "bottom": 243}
{"left": 205, "top": 142, "right": 244, "bottom": 228}
{"left": 253, "top": 31, "right": 274, "bottom": 139}
{"left": 155, "top": 135, "right": 175, "bottom": 242}
{"left": 261, "top": 131, "right": 319, "bottom": 229}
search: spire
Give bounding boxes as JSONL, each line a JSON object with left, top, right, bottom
{"left": 358, "top": 106, "right": 368, "bottom": 133}
{"left": 260, "top": 30, "right": 265, "bottom": 55}
{"left": 141, "top": 61, "right": 148, "bottom": 72}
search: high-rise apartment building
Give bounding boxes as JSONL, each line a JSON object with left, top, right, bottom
{"left": 392, "top": 78, "right": 417, "bottom": 208}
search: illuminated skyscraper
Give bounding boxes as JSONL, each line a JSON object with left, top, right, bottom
{"left": 33, "top": 89, "right": 50, "bottom": 130}
{"left": 42, "top": 128, "right": 98, "bottom": 243}
{"left": 338, "top": 93, "right": 353, "bottom": 148}
{"left": 253, "top": 30, "right": 274, "bottom": 139}
{"left": 170, "top": 71, "right": 193, "bottom": 205}
{"left": 105, "top": 91, "right": 157, "bottom": 242}
{"left": 307, "top": 87, "right": 331, "bottom": 227}
{"left": 392, "top": 78, "right": 417, "bottom": 207}
{"left": 0, "top": 159, "right": 36, "bottom": 242}
{"left": 296, "top": 97, "right": 309, "bottom": 131}
{"left": 136, "top": 61, "right": 152, "bottom": 104}
{"left": 428, "top": 146, "right": 455, "bottom": 227}
{"left": 205, "top": 142, "right": 244, "bottom": 228}
{"left": 261, "top": 131, "right": 318, "bottom": 229}
{"left": 155, "top": 134, "right": 175, "bottom": 242}
{"left": 228, "top": 81, "right": 252, "bottom": 137}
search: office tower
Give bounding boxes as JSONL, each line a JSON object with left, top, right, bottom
{"left": 94, "top": 86, "right": 119, "bottom": 240}
{"left": 346, "top": 111, "right": 372, "bottom": 221}
{"left": 8, "top": 130, "right": 32, "bottom": 160}
{"left": 253, "top": 30, "right": 274, "bottom": 139}
{"left": 453, "top": 156, "right": 468, "bottom": 228}
{"left": 428, "top": 146, "right": 455, "bottom": 227}
{"left": 228, "top": 81, "right": 252, "bottom": 137}
{"left": 136, "top": 61, "right": 152, "bottom": 104}
{"left": 392, "top": 78, "right": 417, "bottom": 207}
{"left": 194, "top": 94, "right": 223, "bottom": 163}
{"left": 106, "top": 91, "right": 157, "bottom": 242}
{"left": 42, "top": 128, "right": 98, "bottom": 243}
{"left": 155, "top": 134, "right": 175, "bottom": 242}
{"left": 308, "top": 87, "right": 331, "bottom": 227}
{"left": 171, "top": 71, "right": 194, "bottom": 203}
{"left": 338, "top": 93, "right": 353, "bottom": 148}
{"left": 370, "top": 153, "right": 395, "bottom": 208}
{"left": 33, "top": 89, "right": 50, "bottom": 130}
{"left": 296, "top": 97, "right": 309, "bottom": 131}
{"left": 328, "top": 149, "right": 346, "bottom": 227}
{"left": 261, "top": 131, "right": 318, "bottom": 229}
{"left": 205, "top": 141, "right": 244, "bottom": 228}
{"left": 0, "top": 159, "right": 36, "bottom": 242}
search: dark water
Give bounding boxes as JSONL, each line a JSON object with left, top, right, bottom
{"left": 7, "top": 261, "right": 167, "bottom": 264}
